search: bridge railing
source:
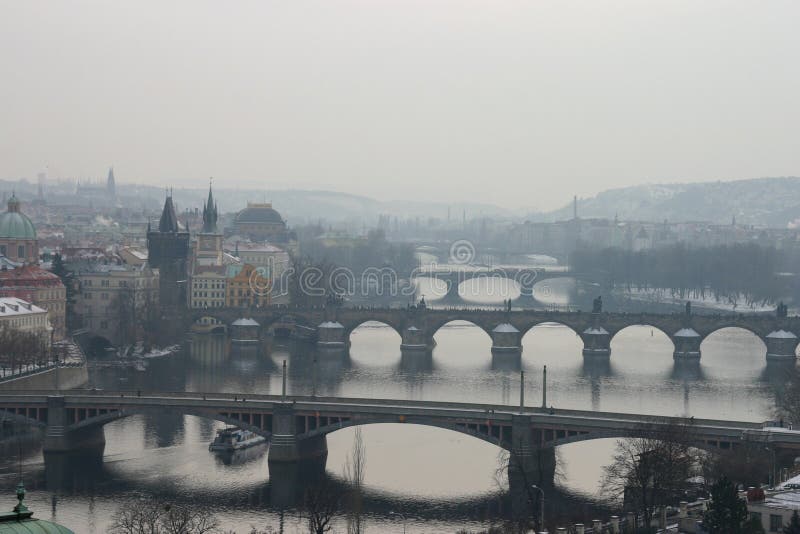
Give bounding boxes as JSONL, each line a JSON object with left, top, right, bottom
{"left": 0, "top": 389, "right": 768, "bottom": 430}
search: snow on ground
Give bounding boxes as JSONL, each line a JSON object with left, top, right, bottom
{"left": 618, "top": 287, "right": 774, "bottom": 313}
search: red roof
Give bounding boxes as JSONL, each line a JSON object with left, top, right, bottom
{"left": 0, "top": 265, "right": 64, "bottom": 288}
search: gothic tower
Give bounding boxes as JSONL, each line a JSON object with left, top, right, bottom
{"left": 147, "top": 192, "right": 190, "bottom": 313}
{"left": 107, "top": 167, "right": 116, "bottom": 198}
{"left": 194, "top": 183, "right": 223, "bottom": 266}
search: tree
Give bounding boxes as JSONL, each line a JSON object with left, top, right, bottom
{"left": 784, "top": 511, "right": 800, "bottom": 534}
{"left": 109, "top": 498, "right": 218, "bottom": 534}
{"left": 601, "top": 422, "right": 697, "bottom": 528}
{"left": 302, "top": 479, "right": 341, "bottom": 534}
{"left": 703, "top": 476, "right": 749, "bottom": 534}
{"left": 343, "top": 428, "right": 366, "bottom": 534}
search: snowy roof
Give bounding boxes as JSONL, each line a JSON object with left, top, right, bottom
{"left": 231, "top": 318, "right": 260, "bottom": 326}
{"left": 0, "top": 297, "right": 46, "bottom": 316}
{"left": 767, "top": 330, "right": 798, "bottom": 339}
{"left": 583, "top": 327, "right": 608, "bottom": 335}
{"left": 406, "top": 326, "right": 419, "bottom": 331}
{"left": 493, "top": 323, "right": 520, "bottom": 333}
{"left": 674, "top": 328, "right": 700, "bottom": 337}
{"left": 318, "top": 321, "right": 344, "bottom": 329}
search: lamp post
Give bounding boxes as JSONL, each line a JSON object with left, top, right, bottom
{"left": 389, "top": 511, "right": 407, "bottom": 534}
{"left": 531, "top": 484, "right": 545, "bottom": 532}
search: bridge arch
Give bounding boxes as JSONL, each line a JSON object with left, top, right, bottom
{"left": 68, "top": 406, "right": 271, "bottom": 439}
{"left": 700, "top": 326, "right": 768, "bottom": 362}
{"left": 344, "top": 319, "right": 403, "bottom": 342}
{"left": 431, "top": 319, "right": 493, "bottom": 352}
{"left": 297, "top": 418, "right": 511, "bottom": 451}
{"left": 609, "top": 324, "right": 676, "bottom": 354}
{"left": 520, "top": 321, "right": 584, "bottom": 361}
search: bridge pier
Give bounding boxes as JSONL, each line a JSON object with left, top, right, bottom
{"left": 400, "top": 325, "right": 433, "bottom": 351}
{"left": 316, "top": 321, "right": 347, "bottom": 350}
{"left": 581, "top": 327, "right": 611, "bottom": 358}
{"left": 491, "top": 323, "right": 522, "bottom": 355}
{"left": 672, "top": 328, "right": 702, "bottom": 361}
{"left": 765, "top": 330, "right": 799, "bottom": 361}
{"left": 43, "top": 396, "right": 106, "bottom": 454}
{"left": 268, "top": 403, "right": 328, "bottom": 464}
{"left": 509, "top": 415, "right": 556, "bottom": 486}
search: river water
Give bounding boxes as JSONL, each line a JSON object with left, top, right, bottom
{"left": 0, "top": 282, "right": 793, "bottom": 533}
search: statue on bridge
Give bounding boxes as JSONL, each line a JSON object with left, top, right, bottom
{"left": 592, "top": 295, "right": 602, "bottom": 314}
{"left": 777, "top": 301, "right": 788, "bottom": 318}
{"left": 685, "top": 300, "right": 692, "bottom": 317}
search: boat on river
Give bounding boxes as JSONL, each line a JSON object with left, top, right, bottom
{"left": 208, "top": 427, "right": 266, "bottom": 452}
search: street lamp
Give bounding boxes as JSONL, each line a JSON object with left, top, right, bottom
{"left": 531, "top": 484, "right": 545, "bottom": 531}
{"left": 389, "top": 511, "right": 407, "bottom": 534}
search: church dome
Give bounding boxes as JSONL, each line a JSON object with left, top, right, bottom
{"left": 0, "top": 482, "right": 74, "bottom": 534}
{"left": 0, "top": 195, "right": 36, "bottom": 240}
{"left": 235, "top": 203, "right": 284, "bottom": 225}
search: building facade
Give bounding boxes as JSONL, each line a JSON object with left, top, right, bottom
{"left": 74, "top": 263, "right": 159, "bottom": 345}
{"left": 226, "top": 263, "right": 270, "bottom": 308}
{"left": 0, "top": 297, "right": 52, "bottom": 344}
{"left": 0, "top": 265, "right": 67, "bottom": 340}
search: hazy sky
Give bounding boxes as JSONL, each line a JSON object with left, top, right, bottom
{"left": 1, "top": 1, "right": 798, "bottom": 210}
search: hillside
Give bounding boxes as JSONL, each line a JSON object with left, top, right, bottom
{"left": 539, "top": 177, "right": 800, "bottom": 227}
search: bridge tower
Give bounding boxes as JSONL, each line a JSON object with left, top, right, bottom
{"left": 147, "top": 192, "right": 190, "bottom": 316}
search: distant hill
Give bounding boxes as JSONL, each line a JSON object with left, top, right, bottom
{"left": 133, "top": 186, "right": 512, "bottom": 225}
{"left": 538, "top": 177, "right": 800, "bottom": 227}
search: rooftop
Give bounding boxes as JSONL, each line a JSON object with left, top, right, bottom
{"left": 0, "top": 297, "right": 45, "bottom": 316}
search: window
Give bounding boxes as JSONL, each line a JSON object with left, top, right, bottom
{"left": 101, "top": 292, "right": 109, "bottom": 300}
{"left": 0, "top": 245, "right": 5, "bottom": 255}
{"left": 100, "top": 320, "right": 108, "bottom": 329}
{"left": 770, "top": 514, "right": 782, "bottom": 532}
{"left": 101, "top": 280, "right": 110, "bottom": 287}
{"left": 18, "top": 245, "right": 25, "bottom": 258}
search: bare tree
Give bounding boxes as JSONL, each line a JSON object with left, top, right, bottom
{"left": 343, "top": 428, "right": 366, "bottom": 534}
{"left": 601, "top": 421, "right": 698, "bottom": 528}
{"left": 302, "top": 479, "right": 341, "bottom": 534}
{"left": 109, "top": 498, "right": 219, "bottom": 534}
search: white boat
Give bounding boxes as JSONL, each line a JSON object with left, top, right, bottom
{"left": 208, "top": 427, "right": 266, "bottom": 452}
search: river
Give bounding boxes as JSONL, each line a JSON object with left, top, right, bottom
{"left": 0, "top": 280, "right": 792, "bottom": 532}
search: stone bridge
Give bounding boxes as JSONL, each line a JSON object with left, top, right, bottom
{"left": 190, "top": 306, "right": 800, "bottom": 361}
{"left": 3, "top": 390, "right": 798, "bottom": 486}
{"left": 412, "top": 267, "right": 599, "bottom": 302}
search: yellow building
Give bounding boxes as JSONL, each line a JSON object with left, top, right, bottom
{"left": 226, "top": 264, "right": 270, "bottom": 308}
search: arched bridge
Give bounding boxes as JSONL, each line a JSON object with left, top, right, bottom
{"left": 191, "top": 306, "right": 800, "bottom": 361}
{"left": 411, "top": 266, "right": 599, "bottom": 302}
{"left": 3, "top": 390, "right": 799, "bottom": 485}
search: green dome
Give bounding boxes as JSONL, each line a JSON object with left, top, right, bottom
{"left": 0, "top": 483, "right": 73, "bottom": 534}
{"left": 0, "top": 518, "right": 75, "bottom": 534}
{"left": 0, "top": 195, "right": 36, "bottom": 240}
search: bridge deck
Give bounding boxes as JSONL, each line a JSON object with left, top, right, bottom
{"left": 2, "top": 390, "right": 788, "bottom": 447}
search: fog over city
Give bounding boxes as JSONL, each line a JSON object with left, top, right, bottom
{"left": 2, "top": 1, "right": 799, "bottom": 208}
{"left": 4, "top": 3, "right": 800, "bottom": 534}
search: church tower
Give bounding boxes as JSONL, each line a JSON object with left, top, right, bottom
{"left": 194, "top": 182, "right": 223, "bottom": 266}
{"left": 147, "top": 192, "right": 190, "bottom": 312}
{"left": 107, "top": 167, "right": 116, "bottom": 198}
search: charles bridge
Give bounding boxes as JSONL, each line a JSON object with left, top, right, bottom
{"left": 2, "top": 390, "right": 799, "bottom": 488}
{"left": 191, "top": 305, "right": 800, "bottom": 361}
